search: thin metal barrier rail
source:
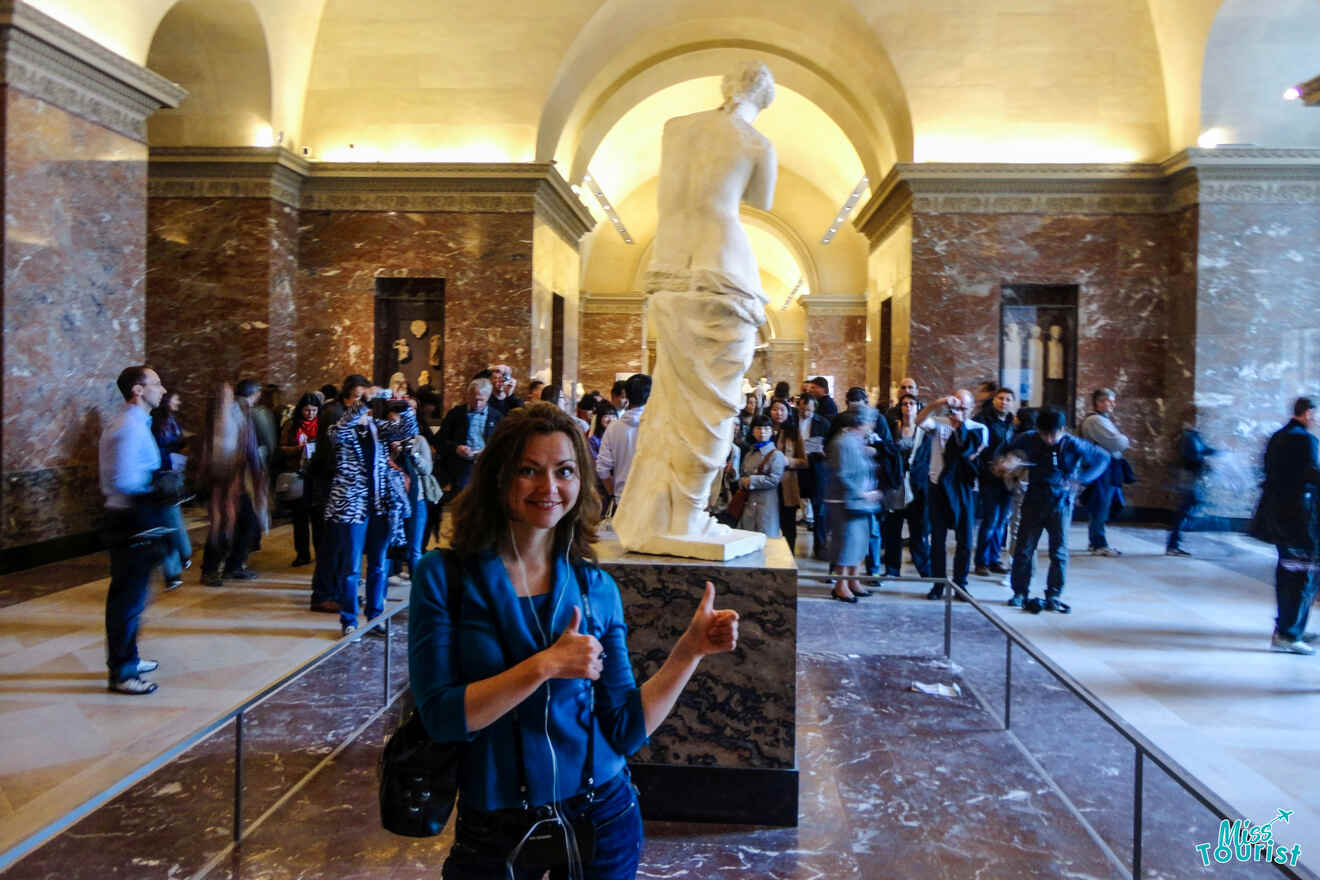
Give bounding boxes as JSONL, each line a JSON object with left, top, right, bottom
{"left": 0, "top": 598, "right": 409, "bottom": 873}
{"left": 797, "top": 572, "right": 1313, "bottom": 880}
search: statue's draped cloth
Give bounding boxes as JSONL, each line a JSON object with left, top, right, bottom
{"left": 612, "top": 263, "right": 768, "bottom": 546}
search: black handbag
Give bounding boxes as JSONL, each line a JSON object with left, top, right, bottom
{"left": 379, "top": 551, "right": 466, "bottom": 837}
{"left": 378, "top": 696, "right": 464, "bottom": 836}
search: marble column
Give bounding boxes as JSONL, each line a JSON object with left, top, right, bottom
{"left": 578, "top": 292, "right": 646, "bottom": 395}
{"left": 146, "top": 149, "right": 305, "bottom": 424}
{"left": 802, "top": 294, "right": 868, "bottom": 410}
{"left": 1172, "top": 149, "right": 1320, "bottom": 518}
{"left": 0, "top": 3, "right": 184, "bottom": 557}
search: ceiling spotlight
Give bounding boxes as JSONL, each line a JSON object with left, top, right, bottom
{"left": 1283, "top": 87, "right": 1301, "bottom": 101}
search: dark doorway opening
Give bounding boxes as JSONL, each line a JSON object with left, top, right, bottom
{"left": 879, "top": 298, "right": 893, "bottom": 405}
{"left": 374, "top": 277, "right": 445, "bottom": 405}
{"left": 551, "top": 293, "right": 566, "bottom": 393}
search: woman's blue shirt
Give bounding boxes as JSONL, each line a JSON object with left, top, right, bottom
{"left": 408, "top": 548, "right": 648, "bottom": 811}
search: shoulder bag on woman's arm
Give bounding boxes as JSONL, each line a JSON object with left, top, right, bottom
{"left": 726, "top": 451, "right": 776, "bottom": 523}
{"left": 379, "top": 550, "right": 467, "bottom": 837}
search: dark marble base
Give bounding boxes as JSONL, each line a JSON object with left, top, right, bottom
{"left": 0, "top": 529, "right": 101, "bottom": 577}
{"left": 2, "top": 465, "right": 102, "bottom": 550}
{"left": 628, "top": 763, "right": 798, "bottom": 826}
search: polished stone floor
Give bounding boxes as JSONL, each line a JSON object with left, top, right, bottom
{"left": 1, "top": 518, "right": 1316, "bottom": 878}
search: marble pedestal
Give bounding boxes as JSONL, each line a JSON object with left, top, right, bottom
{"left": 596, "top": 529, "right": 798, "bottom": 826}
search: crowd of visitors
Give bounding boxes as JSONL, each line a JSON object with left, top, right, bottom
{"left": 98, "top": 357, "right": 1320, "bottom": 696}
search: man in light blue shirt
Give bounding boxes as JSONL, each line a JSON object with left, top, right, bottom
{"left": 100, "top": 365, "right": 168, "bottom": 695}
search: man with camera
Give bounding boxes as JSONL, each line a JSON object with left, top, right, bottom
{"left": 100, "top": 365, "right": 178, "bottom": 695}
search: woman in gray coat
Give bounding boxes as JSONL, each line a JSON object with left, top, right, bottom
{"left": 827, "top": 409, "right": 882, "bottom": 602}
{"left": 738, "top": 414, "right": 787, "bottom": 537}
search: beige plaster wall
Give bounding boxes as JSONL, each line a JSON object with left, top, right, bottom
{"left": 531, "top": 217, "right": 583, "bottom": 398}
{"left": 868, "top": 218, "right": 912, "bottom": 402}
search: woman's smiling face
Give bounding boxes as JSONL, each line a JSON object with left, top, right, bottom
{"left": 505, "top": 430, "right": 580, "bottom": 531}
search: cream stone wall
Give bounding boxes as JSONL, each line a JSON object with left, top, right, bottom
{"left": 867, "top": 218, "right": 912, "bottom": 399}
{"left": 531, "top": 216, "right": 582, "bottom": 397}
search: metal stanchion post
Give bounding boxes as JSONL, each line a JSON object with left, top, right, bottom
{"left": 1004, "top": 637, "right": 1012, "bottom": 730}
{"left": 383, "top": 616, "right": 392, "bottom": 706}
{"left": 233, "top": 710, "right": 244, "bottom": 843}
{"left": 1133, "top": 749, "right": 1144, "bottom": 877}
{"left": 943, "top": 581, "right": 952, "bottom": 658}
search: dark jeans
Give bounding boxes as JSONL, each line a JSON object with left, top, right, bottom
{"left": 882, "top": 491, "right": 930, "bottom": 576}
{"left": 443, "top": 771, "right": 643, "bottom": 880}
{"left": 291, "top": 497, "right": 323, "bottom": 561}
{"left": 202, "top": 493, "right": 259, "bottom": 575}
{"left": 1166, "top": 488, "right": 1197, "bottom": 551}
{"left": 328, "top": 515, "right": 390, "bottom": 628}
{"left": 864, "top": 513, "right": 882, "bottom": 575}
{"left": 1086, "top": 483, "right": 1117, "bottom": 550}
{"left": 310, "top": 508, "right": 337, "bottom": 605}
{"left": 1274, "top": 544, "right": 1319, "bottom": 642}
{"left": 778, "top": 503, "right": 798, "bottom": 553}
{"left": 975, "top": 481, "right": 1014, "bottom": 568}
{"left": 404, "top": 494, "right": 428, "bottom": 575}
{"left": 1011, "top": 499, "right": 1073, "bottom": 598}
{"left": 160, "top": 503, "right": 192, "bottom": 580}
{"left": 930, "top": 485, "right": 974, "bottom": 588}
{"left": 104, "top": 512, "right": 158, "bottom": 682}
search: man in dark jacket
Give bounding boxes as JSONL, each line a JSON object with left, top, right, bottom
{"left": 437, "top": 377, "right": 501, "bottom": 495}
{"left": 1250, "top": 397, "right": 1320, "bottom": 655}
{"left": 974, "top": 387, "right": 1016, "bottom": 575}
{"left": 1166, "top": 405, "right": 1217, "bottom": 557}
{"left": 917, "top": 390, "right": 986, "bottom": 599}
{"left": 1003, "top": 406, "right": 1110, "bottom": 613}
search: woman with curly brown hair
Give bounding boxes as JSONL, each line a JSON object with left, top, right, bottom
{"left": 409, "top": 402, "right": 740, "bottom": 879}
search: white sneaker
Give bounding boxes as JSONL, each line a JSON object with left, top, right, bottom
{"left": 1091, "top": 547, "right": 1122, "bottom": 557}
{"left": 387, "top": 574, "right": 409, "bottom": 587}
{"left": 1270, "top": 635, "right": 1316, "bottom": 655}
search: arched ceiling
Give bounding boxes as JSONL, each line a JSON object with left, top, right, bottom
{"left": 586, "top": 77, "right": 866, "bottom": 221}
{"left": 1200, "top": 0, "right": 1320, "bottom": 148}
{"left": 146, "top": 0, "right": 272, "bottom": 147}
{"left": 26, "top": 0, "right": 1318, "bottom": 161}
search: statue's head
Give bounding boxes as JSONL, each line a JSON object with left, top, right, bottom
{"left": 722, "top": 62, "right": 775, "bottom": 112}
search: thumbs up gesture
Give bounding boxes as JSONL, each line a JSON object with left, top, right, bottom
{"left": 679, "top": 581, "right": 740, "bottom": 659}
{"left": 545, "top": 606, "right": 604, "bottom": 680}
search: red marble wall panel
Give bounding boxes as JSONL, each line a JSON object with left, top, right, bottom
{"left": 765, "top": 345, "right": 805, "bottom": 390}
{"left": 806, "top": 313, "right": 867, "bottom": 410}
{"left": 2, "top": 88, "right": 148, "bottom": 547}
{"left": 909, "top": 212, "right": 1178, "bottom": 509}
{"left": 146, "top": 197, "right": 291, "bottom": 430}
{"left": 578, "top": 310, "right": 643, "bottom": 396}
{"left": 296, "top": 211, "right": 533, "bottom": 410}
{"left": 1193, "top": 201, "right": 1320, "bottom": 517}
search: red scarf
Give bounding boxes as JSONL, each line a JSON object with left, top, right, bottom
{"left": 297, "top": 416, "right": 318, "bottom": 446}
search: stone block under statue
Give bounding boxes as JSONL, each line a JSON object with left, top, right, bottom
{"left": 596, "top": 528, "right": 798, "bottom": 826}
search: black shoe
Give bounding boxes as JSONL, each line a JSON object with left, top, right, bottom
{"left": 310, "top": 600, "right": 341, "bottom": 613}
{"left": 291, "top": 556, "right": 312, "bottom": 567}
{"left": 953, "top": 584, "right": 969, "bottom": 601}
{"left": 1006, "top": 594, "right": 1025, "bottom": 608}
{"left": 851, "top": 586, "right": 872, "bottom": 597}
{"left": 182, "top": 559, "right": 192, "bottom": 570}
{"left": 224, "top": 567, "right": 258, "bottom": 580}
{"left": 988, "top": 563, "right": 1010, "bottom": 575}
{"left": 1024, "top": 597, "right": 1045, "bottom": 614}
{"left": 108, "top": 676, "right": 158, "bottom": 695}
{"left": 973, "top": 566, "right": 990, "bottom": 577}
{"left": 830, "top": 591, "right": 858, "bottom": 604}
{"left": 926, "top": 585, "right": 944, "bottom": 600}
{"left": 1044, "top": 597, "right": 1071, "bottom": 614}
{"left": 201, "top": 571, "right": 223, "bottom": 587}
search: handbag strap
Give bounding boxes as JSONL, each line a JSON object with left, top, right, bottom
{"left": 464, "top": 552, "right": 597, "bottom": 809}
